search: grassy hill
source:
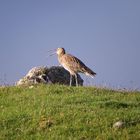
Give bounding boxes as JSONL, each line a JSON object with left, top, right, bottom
{"left": 0, "top": 85, "right": 140, "bottom": 140}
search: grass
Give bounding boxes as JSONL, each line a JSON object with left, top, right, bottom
{"left": 0, "top": 84, "right": 140, "bottom": 140}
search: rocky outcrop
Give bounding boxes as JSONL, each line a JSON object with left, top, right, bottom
{"left": 16, "top": 66, "right": 83, "bottom": 86}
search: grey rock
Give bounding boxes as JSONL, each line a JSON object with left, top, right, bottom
{"left": 16, "top": 66, "right": 83, "bottom": 86}
{"left": 113, "top": 120, "right": 125, "bottom": 129}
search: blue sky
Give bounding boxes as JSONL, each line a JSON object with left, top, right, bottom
{"left": 0, "top": 0, "right": 140, "bottom": 89}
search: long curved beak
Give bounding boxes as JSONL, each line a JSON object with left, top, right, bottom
{"left": 49, "top": 52, "right": 56, "bottom": 56}
{"left": 47, "top": 49, "right": 56, "bottom": 53}
{"left": 47, "top": 49, "right": 57, "bottom": 57}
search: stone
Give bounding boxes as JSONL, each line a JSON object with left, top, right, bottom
{"left": 47, "top": 66, "right": 83, "bottom": 86}
{"left": 16, "top": 66, "right": 83, "bottom": 86}
{"left": 113, "top": 120, "right": 125, "bottom": 129}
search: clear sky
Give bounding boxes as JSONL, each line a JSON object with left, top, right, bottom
{"left": 0, "top": 0, "right": 140, "bottom": 89}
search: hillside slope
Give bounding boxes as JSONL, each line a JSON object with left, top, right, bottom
{"left": 0, "top": 85, "right": 140, "bottom": 140}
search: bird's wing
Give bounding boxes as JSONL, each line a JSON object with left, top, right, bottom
{"left": 61, "top": 54, "right": 96, "bottom": 76}
{"left": 61, "top": 54, "right": 86, "bottom": 70}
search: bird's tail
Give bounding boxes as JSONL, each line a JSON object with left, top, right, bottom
{"left": 82, "top": 66, "right": 96, "bottom": 78}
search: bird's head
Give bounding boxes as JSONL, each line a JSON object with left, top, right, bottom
{"left": 47, "top": 47, "right": 66, "bottom": 58}
{"left": 56, "top": 48, "right": 66, "bottom": 55}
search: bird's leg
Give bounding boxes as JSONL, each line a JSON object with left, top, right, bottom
{"left": 70, "top": 74, "right": 72, "bottom": 86}
{"left": 75, "top": 74, "right": 78, "bottom": 86}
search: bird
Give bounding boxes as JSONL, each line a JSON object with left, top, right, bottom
{"left": 56, "top": 48, "right": 96, "bottom": 86}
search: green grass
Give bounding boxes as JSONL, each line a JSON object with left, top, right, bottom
{"left": 0, "top": 85, "right": 140, "bottom": 140}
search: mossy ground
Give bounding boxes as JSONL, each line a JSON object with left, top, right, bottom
{"left": 0, "top": 85, "right": 140, "bottom": 140}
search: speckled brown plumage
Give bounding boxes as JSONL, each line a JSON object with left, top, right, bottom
{"left": 56, "top": 48, "right": 96, "bottom": 86}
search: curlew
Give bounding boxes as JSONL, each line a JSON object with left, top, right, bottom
{"left": 56, "top": 48, "right": 96, "bottom": 86}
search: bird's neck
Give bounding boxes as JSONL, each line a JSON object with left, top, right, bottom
{"left": 58, "top": 52, "right": 65, "bottom": 58}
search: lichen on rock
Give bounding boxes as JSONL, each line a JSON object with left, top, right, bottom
{"left": 16, "top": 66, "right": 83, "bottom": 86}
